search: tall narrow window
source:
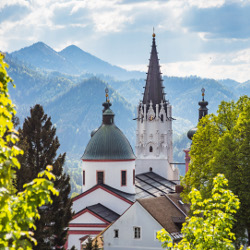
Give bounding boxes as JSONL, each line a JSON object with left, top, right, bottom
{"left": 161, "top": 114, "right": 163, "bottom": 122}
{"left": 82, "top": 170, "right": 85, "bottom": 185}
{"left": 97, "top": 171, "right": 104, "bottom": 184}
{"left": 149, "top": 146, "right": 153, "bottom": 152}
{"left": 134, "top": 227, "right": 141, "bottom": 239}
{"left": 114, "top": 229, "right": 119, "bottom": 238}
{"left": 121, "top": 171, "right": 127, "bottom": 186}
{"left": 133, "top": 169, "right": 135, "bottom": 185}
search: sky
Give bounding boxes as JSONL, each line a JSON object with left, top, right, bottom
{"left": 1, "top": 0, "right": 250, "bottom": 82}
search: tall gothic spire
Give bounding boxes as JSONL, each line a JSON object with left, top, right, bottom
{"left": 143, "top": 33, "right": 165, "bottom": 107}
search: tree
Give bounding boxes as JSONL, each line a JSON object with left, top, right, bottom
{"left": 15, "top": 104, "right": 73, "bottom": 249}
{"left": 93, "top": 239, "right": 99, "bottom": 250}
{"left": 85, "top": 236, "right": 93, "bottom": 250}
{"left": 157, "top": 174, "right": 243, "bottom": 250}
{"left": 182, "top": 96, "right": 250, "bottom": 245}
{"left": 0, "top": 53, "right": 58, "bottom": 249}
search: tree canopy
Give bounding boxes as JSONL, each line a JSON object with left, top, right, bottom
{"left": 0, "top": 53, "right": 58, "bottom": 249}
{"left": 158, "top": 174, "right": 243, "bottom": 250}
{"left": 182, "top": 96, "right": 250, "bottom": 245}
{"left": 16, "top": 104, "right": 73, "bottom": 249}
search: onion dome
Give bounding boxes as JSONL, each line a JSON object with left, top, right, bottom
{"left": 82, "top": 88, "right": 135, "bottom": 160}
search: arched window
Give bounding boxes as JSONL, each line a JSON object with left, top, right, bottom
{"left": 149, "top": 146, "right": 153, "bottom": 152}
{"left": 149, "top": 167, "right": 153, "bottom": 172}
{"left": 161, "top": 114, "right": 164, "bottom": 122}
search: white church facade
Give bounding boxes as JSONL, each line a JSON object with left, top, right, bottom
{"left": 66, "top": 33, "right": 179, "bottom": 249}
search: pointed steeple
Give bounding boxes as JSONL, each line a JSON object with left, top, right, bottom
{"left": 143, "top": 32, "right": 165, "bottom": 107}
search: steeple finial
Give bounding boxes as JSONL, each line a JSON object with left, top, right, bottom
{"left": 103, "top": 87, "right": 112, "bottom": 112}
{"left": 153, "top": 27, "right": 155, "bottom": 38}
{"left": 201, "top": 87, "right": 205, "bottom": 101}
{"left": 105, "top": 87, "right": 109, "bottom": 102}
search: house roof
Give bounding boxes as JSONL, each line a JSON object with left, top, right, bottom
{"left": 138, "top": 194, "right": 188, "bottom": 235}
{"left": 87, "top": 203, "right": 120, "bottom": 223}
{"left": 72, "top": 203, "right": 120, "bottom": 224}
{"left": 135, "top": 172, "right": 176, "bottom": 199}
{"left": 100, "top": 172, "right": 176, "bottom": 202}
{"left": 72, "top": 184, "right": 134, "bottom": 204}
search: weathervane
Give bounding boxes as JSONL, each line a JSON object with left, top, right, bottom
{"left": 153, "top": 27, "right": 155, "bottom": 38}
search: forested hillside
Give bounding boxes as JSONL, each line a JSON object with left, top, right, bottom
{"left": 5, "top": 42, "right": 250, "bottom": 195}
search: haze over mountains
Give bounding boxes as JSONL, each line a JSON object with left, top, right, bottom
{"left": 10, "top": 42, "right": 144, "bottom": 80}
{"left": 4, "top": 42, "right": 250, "bottom": 183}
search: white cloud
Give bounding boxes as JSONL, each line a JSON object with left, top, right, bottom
{"left": 0, "top": 0, "right": 250, "bottom": 82}
{"left": 0, "top": 0, "right": 30, "bottom": 9}
{"left": 92, "top": 11, "right": 133, "bottom": 33}
{"left": 186, "top": 0, "right": 225, "bottom": 8}
{"left": 121, "top": 48, "right": 250, "bottom": 82}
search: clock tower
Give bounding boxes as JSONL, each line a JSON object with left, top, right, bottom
{"left": 135, "top": 33, "right": 179, "bottom": 180}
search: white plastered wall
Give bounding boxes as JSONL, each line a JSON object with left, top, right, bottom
{"left": 82, "top": 160, "right": 136, "bottom": 194}
{"left": 103, "top": 202, "right": 165, "bottom": 250}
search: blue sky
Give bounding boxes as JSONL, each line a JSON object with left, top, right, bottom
{"left": 1, "top": 0, "right": 250, "bottom": 82}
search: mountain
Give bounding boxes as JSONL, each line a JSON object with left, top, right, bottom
{"left": 5, "top": 48, "right": 250, "bottom": 193}
{"left": 5, "top": 54, "right": 136, "bottom": 160}
{"left": 45, "top": 77, "right": 136, "bottom": 159}
{"left": 10, "top": 42, "right": 144, "bottom": 80}
{"left": 11, "top": 42, "right": 76, "bottom": 74}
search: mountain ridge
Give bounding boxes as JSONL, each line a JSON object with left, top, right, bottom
{"left": 10, "top": 42, "right": 145, "bottom": 80}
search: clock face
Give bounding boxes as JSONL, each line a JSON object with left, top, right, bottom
{"left": 148, "top": 115, "right": 154, "bottom": 121}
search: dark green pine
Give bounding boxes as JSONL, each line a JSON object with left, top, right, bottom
{"left": 16, "top": 104, "right": 73, "bottom": 249}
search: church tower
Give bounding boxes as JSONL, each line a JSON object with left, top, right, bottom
{"left": 135, "top": 33, "right": 178, "bottom": 180}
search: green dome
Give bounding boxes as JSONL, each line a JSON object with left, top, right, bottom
{"left": 82, "top": 124, "right": 135, "bottom": 160}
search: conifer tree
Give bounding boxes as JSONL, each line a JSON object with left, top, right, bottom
{"left": 16, "top": 104, "right": 73, "bottom": 249}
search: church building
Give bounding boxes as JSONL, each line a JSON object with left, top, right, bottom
{"left": 66, "top": 33, "right": 179, "bottom": 250}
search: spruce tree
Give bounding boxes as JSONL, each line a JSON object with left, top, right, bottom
{"left": 16, "top": 104, "right": 73, "bottom": 249}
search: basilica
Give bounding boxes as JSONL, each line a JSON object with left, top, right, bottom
{"left": 66, "top": 33, "right": 181, "bottom": 249}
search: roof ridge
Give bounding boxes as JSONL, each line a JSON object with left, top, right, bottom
{"left": 164, "top": 195, "right": 187, "bottom": 217}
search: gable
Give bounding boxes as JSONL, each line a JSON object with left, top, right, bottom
{"left": 73, "top": 186, "right": 132, "bottom": 215}
{"left": 70, "top": 210, "right": 107, "bottom": 224}
{"left": 103, "top": 202, "right": 163, "bottom": 249}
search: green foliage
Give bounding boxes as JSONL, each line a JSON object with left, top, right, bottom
{"left": 93, "top": 239, "right": 99, "bottom": 250}
{"left": 182, "top": 96, "right": 250, "bottom": 244}
{"left": 0, "top": 52, "right": 58, "bottom": 249}
{"left": 157, "top": 174, "right": 243, "bottom": 250}
{"left": 16, "top": 104, "right": 73, "bottom": 249}
{"left": 85, "top": 237, "right": 93, "bottom": 250}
